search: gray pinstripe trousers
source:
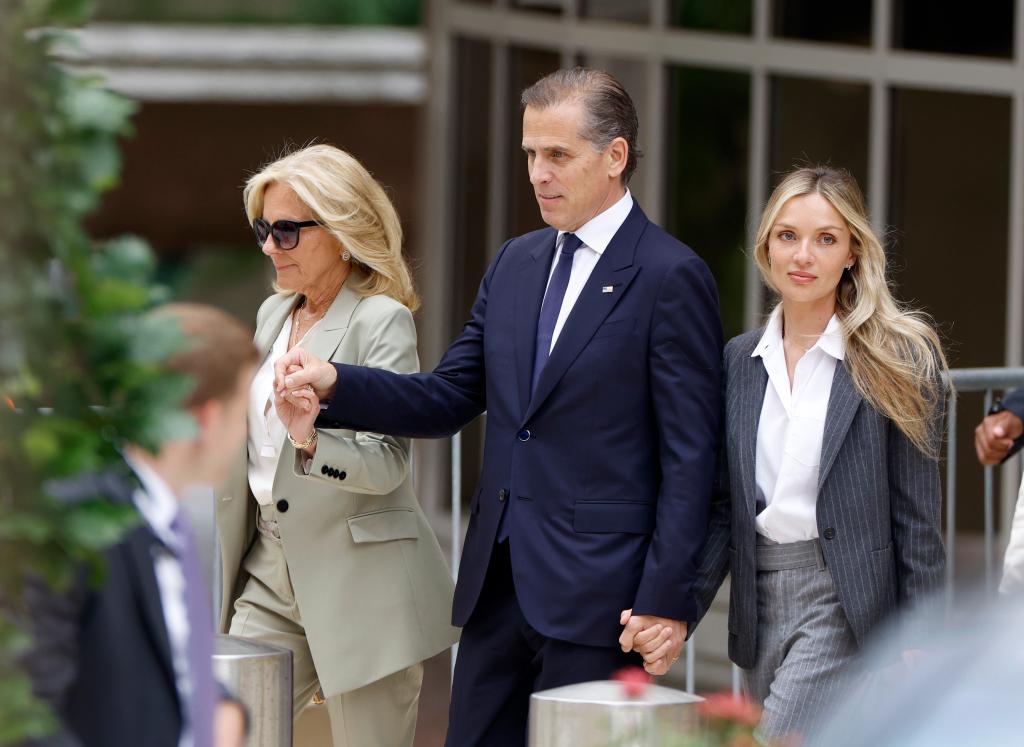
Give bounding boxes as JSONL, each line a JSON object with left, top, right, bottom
{"left": 742, "top": 538, "right": 860, "bottom": 743}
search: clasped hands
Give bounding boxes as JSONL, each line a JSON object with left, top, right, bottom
{"left": 619, "top": 609, "right": 687, "bottom": 676}
{"left": 271, "top": 348, "right": 338, "bottom": 452}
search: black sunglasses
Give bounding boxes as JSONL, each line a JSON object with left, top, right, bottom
{"left": 252, "top": 218, "right": 321, "bottom": 250}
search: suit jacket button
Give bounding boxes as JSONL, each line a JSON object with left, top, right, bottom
{"left": 338, "top": 471, "right": 347, "bottom": 480}
{"left": 498, "top": 489, "right": 508, "bottom": 502}
{"left": 277, "top": 499, "right": 289, "bottom": 513}
{"left": 321, "top": 464, "right": 329, "bottom": 475}
{"left": 823, "top": 527, "right": 836, "bottom": 540}
{"left": 517, "top": 429, "right": 531, "bottom": 442}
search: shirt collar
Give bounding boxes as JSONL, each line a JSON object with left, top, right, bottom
{"left": 124, "top": 453, "right": 181, "bottom": 547}
{"left": 556, "top": 189, "right": 633, "bottom": 255}
{"left": 752, "top": 305, "right": 846, "bottom": 361}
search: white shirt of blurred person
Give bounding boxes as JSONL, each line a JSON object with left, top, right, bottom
{"left": 215, "top": 144, "right": 457, "bottom": 747}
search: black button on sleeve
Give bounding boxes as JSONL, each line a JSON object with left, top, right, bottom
{"left": 276, "top": 499, "right": 289, "bottom": 513}
{"left": 338, "top": 471, "right": 347, "bottom": 480}
{"left": 321, "top": 464, "right": 329, "bottom": 475}
{"left": 823, "top": 527, "right": 836, "bottom": 540}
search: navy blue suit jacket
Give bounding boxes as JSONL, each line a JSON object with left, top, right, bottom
{"left": 319, "top": 203, "right": 723, "bottom": 647}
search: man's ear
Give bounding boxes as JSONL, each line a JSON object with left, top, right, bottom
{"left": 190, "top": 398, "right": 223, "bottom": 446}
{"left": 607, "top": 137, "right": 628, "bottom": 180}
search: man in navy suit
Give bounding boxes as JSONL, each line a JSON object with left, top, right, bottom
{"left": 274, "top": 68, "right": 723, "bottom": 745}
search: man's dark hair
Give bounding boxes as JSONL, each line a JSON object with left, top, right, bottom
{"left": 521, "top": 67, "right": 642, "bottom": 184}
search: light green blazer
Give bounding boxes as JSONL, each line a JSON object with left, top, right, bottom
{"left": 215, "top": 285, "right": 460, "bottom": 697}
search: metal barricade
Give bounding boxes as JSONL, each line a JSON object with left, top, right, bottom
{"left": 213, "top": 634, "right": 293, "bottom": 747}
{"left": 944, "top": 367, "right": 1024, "bottom": 596}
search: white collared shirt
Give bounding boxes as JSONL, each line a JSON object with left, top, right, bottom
{"left": 247, "top": 314, "right": 321, "bottom": 503}
{"left": 752, "top": 306, "right": 845, "bottom": 543}
{"left": 543, "top": 189, "right": 634, "bottom": 351}
{"left": 124, "top": 455, "right": 193, "bottom": 747}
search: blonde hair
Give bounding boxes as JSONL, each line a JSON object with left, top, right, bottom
{"left": 753, "top": 166, "right": 948, "bottom": 458}
{"left": 244, "top": 144, "right": 420, "bottom": 311}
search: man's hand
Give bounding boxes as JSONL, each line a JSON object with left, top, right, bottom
{"left": 618, "top": 608, "right": 687, "bottom": 676}
{"left": 273, "top": 347, "right": 338, "bottom": 401}
{"left": 974, "top": 410, "right": 1024, "bottom": 465}
{"left": 214, "top": 701, "right": 246, "bottom": 747}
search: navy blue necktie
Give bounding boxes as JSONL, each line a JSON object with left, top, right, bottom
{"left": 531, "top": 233, "right": 584, "bottom": 395}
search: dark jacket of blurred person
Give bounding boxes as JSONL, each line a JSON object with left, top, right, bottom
{"left": 17, "top": 304, "right": 258, "bottom": 747}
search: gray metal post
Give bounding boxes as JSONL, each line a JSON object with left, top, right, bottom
{"left": 213, "top": 635, "right": 293, "bottom": 747}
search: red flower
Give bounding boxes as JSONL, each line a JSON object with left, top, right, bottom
{"left": 698, "top": 691, "right": 762, "bottom": 727}
{"left": 611, "top": 666, "right": 652, "bottom": 698}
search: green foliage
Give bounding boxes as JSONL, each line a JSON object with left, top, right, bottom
{"left": 0, "top": 1, "right": 191, "bottom": 741}
{"left": 94, "top": 0, "right": 422, "bottom": 26}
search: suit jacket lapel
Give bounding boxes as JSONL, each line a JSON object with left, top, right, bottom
{"left": 736, "top": 348, "right": 768, "bottom": 517}
{"left": 254, "top": 295, "right": 299, "bottom": 358}
{"left": 513, "top": 230, "right": 559, "bottom": 418}
{"left": 522, "top": 204, "right": 646, "bottom": 424}
{"left": 818, "top": 360, "right": 861, "bottom": 489}
{"left": 107, "top": 470, "right": 179, "bottom": 700}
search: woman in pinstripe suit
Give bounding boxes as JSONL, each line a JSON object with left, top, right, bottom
{"left": 637, "top": 166, "right": 947, "bottom": 742}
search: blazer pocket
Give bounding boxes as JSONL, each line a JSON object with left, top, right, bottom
{"left": 347, "top": 507, "right": 419, "bottom": 543}
{"left": 591, "top": 318, "right": 636, "bottom": 341}
{"left": 573, "top": 501, "right": 655, "bottom": 534}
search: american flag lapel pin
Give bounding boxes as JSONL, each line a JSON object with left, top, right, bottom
{"left": 602, "top": 285, "right": 614, "bottom": 294}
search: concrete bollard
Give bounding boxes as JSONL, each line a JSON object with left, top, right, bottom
{"left": 529, "top": 680, "right": 705, "bottom": 747}
{"left": 213, "top": 634, "right": 293, "bottom": 747}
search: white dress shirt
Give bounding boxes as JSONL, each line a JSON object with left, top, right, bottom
{"left": 752, "top": 307, "right": 845, "bottom": 543}
{"left": 1000, "top": 478, "right": 1024, "bottom": 593}
{"left": 543, "top": 189, "right": 633, "bottom": 352}
{"left": 247, "top": 315, "right": 320, "bottom": 503}
{"left": 124, "top": 455, "right": 193, "bottom": 747}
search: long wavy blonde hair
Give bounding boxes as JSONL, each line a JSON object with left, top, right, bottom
{"left": 754, "top": 166, "right": 948, "bottom": 457}
{"left": 244, "top": 144, "right": 420, "bottom": 311}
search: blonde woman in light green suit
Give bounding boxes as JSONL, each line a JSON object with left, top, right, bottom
{"left": 215, "top": 145, "right": 459, "bottom": 747}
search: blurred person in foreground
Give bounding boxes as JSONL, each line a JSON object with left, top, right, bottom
{"left": 810, "top": 588, "right": 1022, "bottom": 747}
{"left": 217, "top": 144, "right": 458, "bottom": 746}
{"left": 19, "top": 303, "right": 257, "bottom": 747}
{"left": 272, "top": 68, "right": 723, "bottom": 745}
{"left": 644, "top": 166, "right": 948, "bottom": 742}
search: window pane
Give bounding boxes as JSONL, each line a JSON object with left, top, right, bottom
{"left": 890, "top": 88, "right": 1011, "bottom": 552}
{"left": 773, "top": 1, "right": 871, "bottom": 46}
{"left": 671, "top": 0, "right": 752, "bottom": 34}
{"left": 893, "top": 0, "right": 1014, "bottom": 58}
{"left": 581, "top": 0, "right": 650, "bottom": 24}
{"left": 769, "top": 76, "right": 869, "bottom": 197}
{"left": 512, "top": 0, "right": 562, "bottom": 15}
{"left": 508, "top": 46, "right": 562, "bottom": 237}
{"left": 665, "top": 66, "right": 750, "bottom": 340}
{"left": 889, "top": 89, "right": 1010, "bottom": 367}
{"left": 452, "top": 38, "right": 493, "bottom": 324}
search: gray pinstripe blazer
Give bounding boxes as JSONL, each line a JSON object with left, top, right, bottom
{"left": 691, "top": 328, "right": 946, "bottom": 670}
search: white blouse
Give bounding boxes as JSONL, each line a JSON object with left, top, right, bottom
{"left": 246, "top": 314, "right": 319, "bottom": 505}
{"left": 752, "top": 307, "right": 845, "bottom": 544}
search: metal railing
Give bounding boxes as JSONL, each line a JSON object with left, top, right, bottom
{"left": 446, "top": 367, "right": 1024, "bottom": 694}
{"left": 945, "top": 368, "right": 1024, "bottom": 596}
